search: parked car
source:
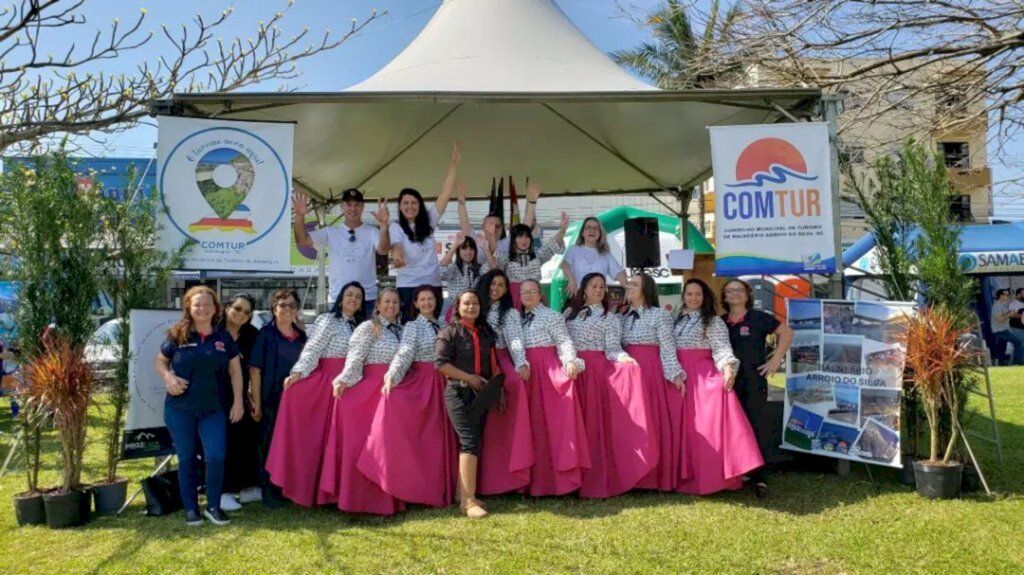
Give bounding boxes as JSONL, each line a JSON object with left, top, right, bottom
{"left": 85, "top": 318, "right": 121, "bottom": 384}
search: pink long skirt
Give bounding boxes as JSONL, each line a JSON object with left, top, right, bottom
{"left": 357, "top": 362, "right": 456, "bottom": 507}
{"left": 675, "top": 349, "right": 764, "bottom": 495}
{"left": 524, "top": 346, "right": 590, "bottom": 496}
{"left": 266, "top": 358, "right": 345, "bottom": 507}
{"left": 624, "top": 344, "right": 683, "bottom": 491}
{"left": 318, "top": 364, "right": 405, "bottom": 515}
{"left": 577, "top": 351, "right": 656, "bottom": 498}
{"left": 477, "top": 348, "right": 534, "bottom": 495}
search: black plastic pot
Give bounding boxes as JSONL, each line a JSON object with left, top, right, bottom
{"left": 13, "top": 492, "right": 46, "bottom": 527}
{"left": 92, "top": 479, "right": 129, "bottom": 515}
{"left": 961, "top": 462, "right": 981, "bottom": 494}
{"left": 899, "top": 454, "right": 917, "bottom": 486}
{"left": 42, "top": 489, "right": 92, "bottom": 529}
{"left": 912, "top": 460, "right": 962, "bottom": 499}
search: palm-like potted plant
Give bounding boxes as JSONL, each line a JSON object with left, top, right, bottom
{"left": 28, "top": 336, "right": 96, "bottom": 527}
{"left": 11, "top": 393, "right": 48, "bottom": 526}
{"left": 903, "top": 305, "right": 976, "bottom": 499}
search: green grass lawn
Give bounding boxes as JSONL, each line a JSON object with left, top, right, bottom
{"left": 0, "top": 368, "right": 1022, "bottom": 574}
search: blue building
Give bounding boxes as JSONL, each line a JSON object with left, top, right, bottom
{"left": 2, "top": 156, "right": 157, "bottom": 202}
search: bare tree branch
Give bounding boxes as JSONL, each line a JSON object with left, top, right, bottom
{"left": 0, "top": 1, "right": 384, "bottom": 152}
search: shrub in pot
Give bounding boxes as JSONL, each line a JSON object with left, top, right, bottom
{"left": 27, "top": 336, "right": 96, "bottom": 527}
{"left": 11, "top": 397, "right": 47, "bottom": 526}
{"left": 904, "top": 305, "right": 976, "bottom": 499}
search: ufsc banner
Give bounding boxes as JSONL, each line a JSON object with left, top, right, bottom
{"left": 710, "top": 123, "right": 836, "bottom": 275}
{"left": 782, "top": 299, "right": 914, "bottom": 469}
{"left": 157, "top": 116, "right": 294, "bottom": 272}
{"left": 122, "top": 309, "right": 180, "bottom": 460}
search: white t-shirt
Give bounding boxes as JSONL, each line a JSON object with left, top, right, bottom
{"left": 991, "top": 299, "right": 1012, "bottom": 333}
{"left": 389, "top": 207, "right": 442, "bottom": 288}
{"left": 562, "top": 245, "right": 625, "bottom": 285}
{"left": 309, "top": 223, "right": 380, "bottom": 302}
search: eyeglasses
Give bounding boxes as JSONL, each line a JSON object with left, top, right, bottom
{"left": 724, "top": 288, "right": 746, "bottom": 295}
{"left": 347, "top": 229, "right": 356, "bottom": 243}
{"left": 276, "top": 302, "right": 298, "bottom": 310}
{"left": 520, "top": 289, "right": 540, "bottom": 296}
{"left": 229, "top": 305, "right": 252, "bottom": 315}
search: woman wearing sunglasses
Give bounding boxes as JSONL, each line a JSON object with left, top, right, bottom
{"left": 219, "top": 293, "right": 261, "bottom": 510}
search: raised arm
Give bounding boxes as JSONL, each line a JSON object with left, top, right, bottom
{"left": 524, "top": 181, "right": 540, "bottom": 229}
{"left": 375, "top": 199, "right": 391, "bottom": 255}
{"left": 434, "top": 142, "right": 461, "bottom": 218}
{"left": 456, "top": 178, "right": 473, "bottom": 236}
{"left": 293, "top": 190, "right": 314, "bottom": 248}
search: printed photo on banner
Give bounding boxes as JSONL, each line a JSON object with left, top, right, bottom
{"left": 156, "top": 116, "right": 294, "bottom": 272}
{"left": 709, "top": 123, "right": 836, "bottom": 275}
{"left": 781, "top": 298, "right": 914, "bottom": 468}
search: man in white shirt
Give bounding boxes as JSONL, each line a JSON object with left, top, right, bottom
{"left": 293, "top": 188, "right": 390, "bottom": 310}
{"left": 457, "top": 180, "right": 540, "bottom": 264}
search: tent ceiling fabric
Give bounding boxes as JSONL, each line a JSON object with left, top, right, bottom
{"left": 171, "top": 90, "right": 819, "bottom": 201}
{"left": 164, "top": 0, "right": 820, "bottom": 202}
{"left": 346, "top": 0, "right": 655, "bottom": 93}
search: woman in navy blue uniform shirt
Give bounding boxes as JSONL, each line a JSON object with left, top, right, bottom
{"left": 155, "top": 286, "right": 244, "bottom": 526}
{"left": 220, "top": 293, "right": 261, "bottom": 510}
{"left": 249, "top": 289, "right": 307, "bottom": 507}
{"left": 720, "top": 279, "right": 793, "bottom": 498}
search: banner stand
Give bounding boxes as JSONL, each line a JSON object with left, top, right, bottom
{"left": 117, "top": 454, "right": 175, "bottom": 516}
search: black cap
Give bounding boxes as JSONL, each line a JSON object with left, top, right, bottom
{"left": 340, "top": 188, "right": 364, "bottom": 203}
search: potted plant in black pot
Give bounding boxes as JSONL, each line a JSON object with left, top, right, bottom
{"left": 904, "top": 305, "right": 975, "bottom": 499}
{"left": 28, "top": 336, "right": 96, "bottom": 528}
{"left": 11, "top": 394, "right": 48, "bottom": 527}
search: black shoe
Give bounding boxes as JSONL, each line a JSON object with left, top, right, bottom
{"left": 203, "top": 507, "right": 231, "bottom": 526}
{"left": 185, "top": 510, "right": 203, "bottom": 526}
{"left": 755, "top": 482, "right": 769, "bottom": 499}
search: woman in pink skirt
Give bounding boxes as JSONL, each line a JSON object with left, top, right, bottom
{"left": 674, "top": 279, "right": 764, "bottom": 495}
{"left": 357, "top": 286, "right": 455, "bottom": 507}
{"left": 474, "top": 269, "right": 534, "bottom": 495}
{"left": 620, "top": 274, "right": 687, "bottom": 492}
{"left": 267, "top": 281, "right": 365, "bottom": 507}
{"left": 519, "top": 279, "right": 590, "bottom": 496}
{"left": 320, "top": 289, "right": 405, "bottom": 515}
{"left": 565, "top": 273, "right": 654, "bottom": 498}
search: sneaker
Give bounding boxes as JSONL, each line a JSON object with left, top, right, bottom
{"left": 185, "top": 510, "right": 203, "bottom": 527}
{"left": 755, "top": 482, "right": 769, "bottom": 499}
{"left": 220, "top": 493, "right": 242, "bottom": 511}
{"left": 203, "top": 507, "right": 231, "bottom": 526}
{"left": 238, "top": 486, "right": 262, "bottom": 504}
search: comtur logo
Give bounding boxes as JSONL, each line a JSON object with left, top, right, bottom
{"left": 731, "top": 137, "right": 817, "bottom": 188}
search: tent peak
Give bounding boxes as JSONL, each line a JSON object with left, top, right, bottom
{"left": 346, "top": 0, "right": 656, "bottom": 93}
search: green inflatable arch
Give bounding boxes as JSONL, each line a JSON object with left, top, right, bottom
{"left": 547, "top": 206, "right": 714, "bottom": 310}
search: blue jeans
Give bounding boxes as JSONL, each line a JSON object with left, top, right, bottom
{"left": 993, "top": 330, "right": 1024, "bottom": 365}
{"left": 164, "top": 404, "right": 227, "bottom": 513}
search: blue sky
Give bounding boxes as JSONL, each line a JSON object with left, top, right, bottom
{"left": 33, "top": 0, "right": 1022, "bottom": 219}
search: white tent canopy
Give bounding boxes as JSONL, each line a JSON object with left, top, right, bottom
{"left": 163, "top": 0, "right": 820, "bottom": 201}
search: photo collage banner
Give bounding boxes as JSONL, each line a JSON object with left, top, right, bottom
{"left": 782, "top": 299, "right": 915, "bottom": 468}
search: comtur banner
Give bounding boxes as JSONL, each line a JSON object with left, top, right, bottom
{"left": 781, "top": 299, "right": 914, "bottom": 469}
{"left": 710, "top": 123, "right": 836, "bottom": 275}
{"left": 157, "top": 116, "right": 294, "bottom": 272}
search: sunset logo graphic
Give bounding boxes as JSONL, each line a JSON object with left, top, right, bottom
{"left": 726, "top": 137, "right": 818, "bottom": 188}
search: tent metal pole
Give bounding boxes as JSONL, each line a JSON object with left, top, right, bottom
{"left": 315, "top": 206, "right": 328, "bottom": 313}
{"left": 821, "top": 94, "right": 845, "bottom": 299}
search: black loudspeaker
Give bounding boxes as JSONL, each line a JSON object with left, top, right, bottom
{"left": 623, "top": 217, "right": 661, "bottom": 269}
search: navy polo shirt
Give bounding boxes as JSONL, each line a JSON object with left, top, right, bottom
{"left": 160, "top": 328, "right": 239, "bottom": 414}
{"left": 249, "top": 322, "right": 307, "bottom": 407}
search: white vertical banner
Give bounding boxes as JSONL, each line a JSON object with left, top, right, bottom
{"left": 710, "top": 123, "right": 836, "bottom": 276}
{"left": 122, "top": 309, "right": 180, "bottom": 460}
{"left": 157, "top": 116, "right": 294, "bottom": 271}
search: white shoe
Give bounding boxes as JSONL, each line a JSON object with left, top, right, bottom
{"left": 220, "top": 494, "right": 242, "bottom": 511}
{"left": 238, "top": 487, "right": 262, "bottom": 504}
